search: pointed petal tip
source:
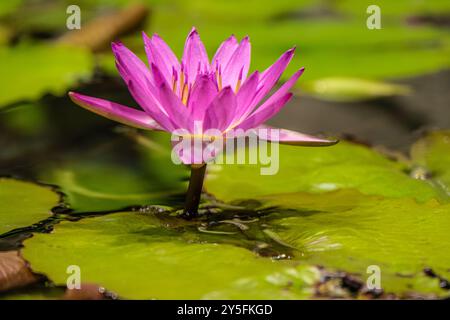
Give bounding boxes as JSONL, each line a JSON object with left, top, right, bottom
{"left": 68, "top": 91, "right": 81, "bottom": 101}
{"left": 311, "top": 137, "right": 340, "bottom": 147}
{"left": 68, "top": 91, "right": 76, "bottom": 101}
{"left": 327, "top": 138, "right": 339, "bottom": 146}
{"left": 111, "top": 41, "right": 123, "bottom": 48}
{"left": 224, "top": 34, "right": 238, "bottom": 44}
{"left": 281, "top": 137, "right": 339, "bottom": 147}
{"left": 188, "top": 26, "right": 198, "bottom": 36}
{"left": 286, "top": 47, "right": 296, "bottom": 56}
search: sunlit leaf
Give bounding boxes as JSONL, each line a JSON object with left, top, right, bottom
{"left": 22, "top": 211, "right": 320, "bottom": 299}
{"left": 205, "top": 141, "right": 442, "bottom": 203}
{"left": 301, "top": 77, "right": 411, "bottom": 102}
{"left": 0, "top": 178, "right": 59, "bottom": 235}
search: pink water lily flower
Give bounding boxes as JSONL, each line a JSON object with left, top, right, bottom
{"left": 68, "top": 27, "right": 337, "bottom": 215}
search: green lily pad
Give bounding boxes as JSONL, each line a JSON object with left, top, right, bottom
{"left": 301, "top": 77, "right": 411, "bottom": 102}
{"left": 411, "top": 130, "right": 450, "bottom": 197}
{"left": 0, "top": 178, "right": 59, "bottom": 235}
{"left": 205, "top": 136, "right": 450, "bottom": 296}
{"left": 0, "top": 43, "right": 93, "bottom": 107}
{"left": 260, "top": 190, "right": 450, "bottom": 296}
{"left": 205, "top": 141, "right": 442, "bottom": 203}
{"left": 22, "top": 211, "right": 320, "bottom": 299}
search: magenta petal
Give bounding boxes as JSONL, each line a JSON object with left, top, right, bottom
{"left": 182, "top": 27, "right": 210, "bottom": 86}
{"left": 143, "top": 32, "right": 178, "bottom": 84}
{"left": 211, "top": 34, "right": 239, "bottom": 72}
{"left": 157, "top": 82, "right": 192, "bottom": 131}
{"left": 250, "top": 48, "right": 295, "bottom": 106}
{"left": 112, "top": 41, "right": 154, "bottom": 89}
{"left": 233, "top": 71, "right": 259, "bottom": 123}
{"left": 148, "top": 63, "right": 192, "bottom": 131}
{"left": 204, "top": 86, "right": 237, "bottom": 132}
{"left": 68, "top": 92, "right": 162, "bottom": 130}
{"left": 150, "top": 62, "right": 169, "bottom": 87}
{"left": 248, "top": 67, "right": 304, "bottom": 118}
{"left": 236, "top": 93, "right": 293, "bottom": 130}
{"left": 222, "top": 36, "right": 251, "bottom": 89}
{"left": 125, "top": 80, "right": 175, "bottom": 132}
{"left": 152, "top": 34, "right": 180, "bottom": 70}
{"left": 255, "top": 125, "right": 338, "bottom": 146}
{"left": 112, "top": 42, "right": 169, "bottom": 121}
{"left": 187, "top": 74, "right": 219, "bottom": 121}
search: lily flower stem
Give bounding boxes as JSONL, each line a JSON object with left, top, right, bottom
{"left": 183, "top": 163, "right": 207, "bottom": 218}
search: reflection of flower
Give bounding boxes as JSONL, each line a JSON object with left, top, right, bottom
{"left": 69, "top": 27, "right": 336, "bottom": 165}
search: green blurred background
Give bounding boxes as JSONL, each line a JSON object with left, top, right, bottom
{"left": 0, "top": 0, "right": 449, "bottom": 176}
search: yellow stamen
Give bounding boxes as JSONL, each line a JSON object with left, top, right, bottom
{"left": 181, "top": 83, "right": 189, "bottom": 105}
{"left": 235, "top": 79, "right": 242, "bottom": 92}
{"left": 172, "top": 75, "right": 177, "bottom": 93}
{"left": 179, "top": 72, "right": 185, "bottom": 94}
{"left": 218, "top": 74, "right": 223, "bottom": 91}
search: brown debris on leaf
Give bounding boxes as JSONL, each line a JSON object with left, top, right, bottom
{"left": 58, "top": 4, "right": 150, "bottom": 52}
{"left": 315, "top": 269, "right": 394, "bottom": 299}
{"left": 63, "top": 283, "right": 112, "bottom": 300}
{"left": 0, "top": 251, "right": 38, "bottom": 292}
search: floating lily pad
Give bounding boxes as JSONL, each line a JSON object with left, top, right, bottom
{"left": 0, "top": 44, "right": 93, "bottom": 107}
{"left": 301, "top": 77, "right": 411, "bottom": 102}
{"left": 22, "top": 211, "right": 320, "bottom": 299}
{"left": 259, "top": 190, "right": 450, "bottom": 296}
{"left": 204, "top": 136, "right": 450, "bottom": 296}
{"left": 205, "top": 141, "right": 442, "bottom": 203}
{"left": 0, "top": 178, "right": 59, "bottom": 235}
